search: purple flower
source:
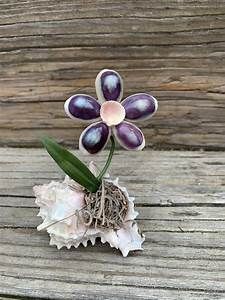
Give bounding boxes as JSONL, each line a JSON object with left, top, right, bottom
{"left": 64, "top": 69, "right": 158, "bottom": 154}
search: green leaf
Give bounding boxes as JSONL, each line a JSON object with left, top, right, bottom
{"left": 41, "top": 136, "right": 100, "bottom": 192}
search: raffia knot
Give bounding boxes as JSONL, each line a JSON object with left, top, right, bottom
{"left": 81, "top": 181, "right": 129, "bottom": 230}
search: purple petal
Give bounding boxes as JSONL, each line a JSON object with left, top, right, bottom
{"left": 113, "top": 121, "right": 145, "bottom": 151}
{"left": 95, "top": 69, "right": 123, "bottom": 102}
{"left": 79, "top": 122, "right": 110, "bottom": 154}
{"left": 65, "top": 94, "right": 100, "bottom": 121}
{"left": 122, "top": 93, "right": 158, "bottom": 121}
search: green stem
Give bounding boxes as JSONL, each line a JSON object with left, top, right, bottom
{"left": 97, "top": 136, "right": 115, "bottom": 181}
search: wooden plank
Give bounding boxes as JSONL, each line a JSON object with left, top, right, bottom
{"left": 1, "top": 148, "right": 225, "bottom": 299}
{"left": 1, "top": 229, "right": 225, "bottom": 299}
{"left": 0, "top": 0, "right": 225, "bottom": 148}
{"left": 1, "top": 148, "right": 225, "bottom": 205}
{"left": 3, "top": 205, "right": 225, "bottom": 233}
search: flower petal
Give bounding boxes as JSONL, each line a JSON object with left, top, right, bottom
{"left": 64, "top": 94, "right": 100, "bottom": 121}
{"left": 79, "top": 122, "right": 110, "bottom": 154}
{"left": 95, "top": 69, "right": 123, "bottom": 102}
{"left": 122, "top": 93, "right": 158, "bottom": 121}
{"left": 113, "top": 121, "right": 145, "bottom": 151}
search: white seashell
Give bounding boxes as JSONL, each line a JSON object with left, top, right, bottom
{"left": 34, "top": 163, "right": 145, "bottom": 257}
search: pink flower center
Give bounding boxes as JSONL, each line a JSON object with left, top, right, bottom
{"left": 100, "top": 101, "right": 125, "bottom": 126}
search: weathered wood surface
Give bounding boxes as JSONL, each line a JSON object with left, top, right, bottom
{"left": 1, "top": 148, "right": 225, "bottom": 299}
{"left": 0, "top": 0, "right": 225, "bottom": 149}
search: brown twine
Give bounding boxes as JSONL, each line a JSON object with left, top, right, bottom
{"left": 80, "top": 180, "right": 129, "bottom": 230}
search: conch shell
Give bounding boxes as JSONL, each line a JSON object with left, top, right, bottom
{"left": 34, "top": 162, "right": 145, "bottom": 257}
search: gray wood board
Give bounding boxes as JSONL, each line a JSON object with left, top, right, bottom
{"left": 0, "top": 148, "right": 225, "bottom": 299}
{"left": 0, "top": 0, "right": 225, "bottom": 149}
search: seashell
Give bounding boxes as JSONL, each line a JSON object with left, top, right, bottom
{"left": 34, "top": 162, "right": 145, "bottom": 257}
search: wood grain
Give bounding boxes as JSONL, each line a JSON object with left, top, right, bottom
{"left": 0, "top": 0, "right": 225, "bottom": 149}
{"left": 1, "top": 148, "right": 225, "bottom": 204}
{"left": 1, "top": 148, "right": 225, "bottom": 299}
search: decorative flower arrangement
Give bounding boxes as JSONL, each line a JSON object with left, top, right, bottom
{"left": 34, "top": 69, "right": 158, "bottom": 256}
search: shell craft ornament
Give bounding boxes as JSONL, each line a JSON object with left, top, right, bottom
{"left": 34, "top": 69, "right": 158, "bottom": 257}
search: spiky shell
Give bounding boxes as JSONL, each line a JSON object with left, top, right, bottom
{"left": 34, "top": 162, "right": 145, "bottom": 257}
